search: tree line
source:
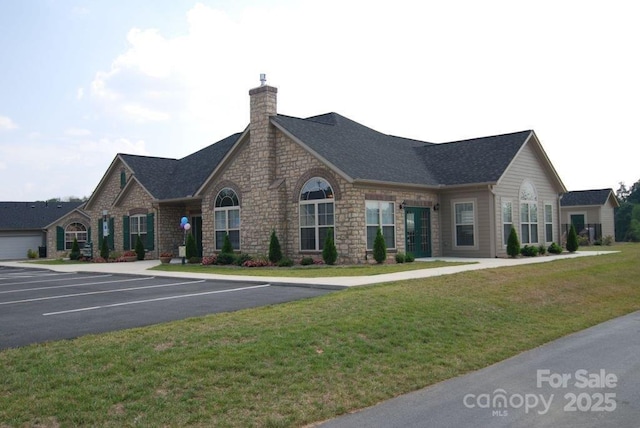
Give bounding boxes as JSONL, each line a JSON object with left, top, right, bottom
{"left": 615, "top": 179, "right": 640, "bottom": 241}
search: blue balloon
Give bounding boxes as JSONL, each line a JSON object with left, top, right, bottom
{"left": 181, "top": 217, "right": 188, "bottom": 225}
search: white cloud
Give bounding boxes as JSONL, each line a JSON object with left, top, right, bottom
{"left": 76, "top": 87, "right": 84, "bottom": 100}
{"left": 122, "top": 104, "right": 170, "bottom": 122}
{"left": 65, "top": 128, "right": 92, "bottom": 137}
{"left": 0, "top": 115, "right": 17, "bottom": 130}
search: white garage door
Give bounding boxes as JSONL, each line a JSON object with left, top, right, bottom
{"left": 0, "top": 233, "right": 44, "bottom": 260}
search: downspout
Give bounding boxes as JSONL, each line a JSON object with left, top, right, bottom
{"left": 558, "top": 193, "right": 564, "bottom": 245}
{"left": 489, "top": 185, "right": 497, "bottom": 257}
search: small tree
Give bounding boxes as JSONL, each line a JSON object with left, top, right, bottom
{"left": 70, "top": 237, "right": 80, "bottom": 260}
{"left": 506, "top": 226, "right": 520, "bottom": 258}
{"left": 100, "top": 237, "right": 110, "bottom": 259}
{"left": 322, "top": 228, "right": 338, "bottom": 265}
{"left": 373, "top": 227, "right": 387, "bottom": 264}
{"left": 566, "top": 224, "right": 579, "bottom": 253}
{"left": 268, "top": 230, "right": 282, "bottom": 263}
{"left": 186, "top": 232, "right": 198, "bottom": 259}
{"left": 135, "top": 234, "right": 145, "bottom": 260}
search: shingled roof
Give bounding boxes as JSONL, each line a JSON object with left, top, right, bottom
{"left": 272, "top": 113, "right": 533, "bottom": 186}
{"left": 120, "top": 133, "right": 241, "bottom": 200}
{"left": 561, "top": 189, "right": 617, "bottom": 207}
{"left": 0, "top": 201, "right": 83, "bottom": 230}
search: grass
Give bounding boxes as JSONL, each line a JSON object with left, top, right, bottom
{"left": 1, "top": 244, "right": 639, "bottom": 427}
{"left": 151, "top": 260, "right": 471, "bottom": 277}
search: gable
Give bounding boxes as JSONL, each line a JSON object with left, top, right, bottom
{"left": 561, "top": 189, "right": 619, "bottom": 208}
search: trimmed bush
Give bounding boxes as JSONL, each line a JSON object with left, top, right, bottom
{"left": 100, "top": 238, "right": 109, "bottom": 259}
{"left": 395, "top": 252, "right": 405, "bottom": 263}
{"left": 566, "top": 224, "right": 579, "bottom": 253}
{"left": 507, "top": 226, "right": 520, "bottom": 258}
{"left": 268, "top": 230, "right": 282, "bottom": 263}
{"left": 548, "top": 242, "right": 563, "bottom": 254}
{"left": 186, "top": 232, "right": 198, "bottom": 260}
{"left": 538, "top": 244, "right": 547, "bottom": 255}
{"left": 373, "top": 227, "right": 387, "bottom": 264}
{"left": 188, "top": 256, "right": 202, "bottom": 264}
{"left": 277, "top": 257, "right": 294, "bottom": 267}
{"left": 300, "top": 256, "right": 314, "bottom": 266}
{"left": 216, "top": 252, "right": 236, "bottom": 265}
{"left": 235, "top": 253, "right": 252, "bottom": 266}
{"left": 322, "top": 228, "right": 338, "bottom": 265}
{"left": 135, "top": 234, "right": 145, "bottom": 260}
{"left": 520, "top": 245, "right": 539, "bottom": 257}
{"left": 405, "top": 252, "right": 415, "bottom": 263}
{"left": 70, "top": 237, "right": 80, "bottom": 260}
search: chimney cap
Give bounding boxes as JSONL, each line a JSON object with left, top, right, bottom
{"left": 260, "top": 73, "right": 266, "bottom": 86}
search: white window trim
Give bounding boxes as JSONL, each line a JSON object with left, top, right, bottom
{"left": 214, "top": 207, "right": 241, "bottom": 250}
{"left": 544, "top": 202, "right": 554, "bottom": 244}
{"left": 130, "top": 214, "right": 147, "bottom": 248}
{"left": 519, "top": 180, "right": 539, "bottom": 245}
{"left": 365, "top": 200, "right": 396, "bottom": 250}
{"left": 65, "top": 223, "right": 88, "bottom": 250}
{"left": 299, "top": 200, "right": 335, "bottom": 251}
{"left": 452, "top": 199, "right": 478, "bottom": 250}
{"left": 502, "top": 199, "right": 513, "bottom": 248}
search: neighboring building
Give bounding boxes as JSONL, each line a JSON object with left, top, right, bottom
{"left": 0, "top": 201, "right": 82, "bottom": 260}
{"left": 560, "top": 188, "right": 619, "bottom": 241}
{"left": 77, "top": 79, "right": 568, "bottom": 262}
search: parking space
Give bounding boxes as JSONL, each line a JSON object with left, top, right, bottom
{"left": 0, "top": 266, "right": 339, "bottom": 349}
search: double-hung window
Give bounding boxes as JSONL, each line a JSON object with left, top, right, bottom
{"left": 215, "top": 188, "right": 240, "bottom": 250}
{"left": 454, "top": 201, "right": 475, "bottom": 247}
{"left": 502, "top": 200, "right": 512, "bottom": 246}
{"left": 300, "top": 178, "right": 334, "bottom": 251}
{"left": 544, "top": 203, "right": 554, "bottom": 243}
{"left": 520, "top": 181, "right": 538, "bottom": 244}
{"left": 366, "top": 201, "right": 395, "bottom": 249}
{"left": 130, "top": 215, "right": 147, "bottom": 249}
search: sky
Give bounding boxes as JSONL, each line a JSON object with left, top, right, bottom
{"left": 0, "top": 0, "right": 638, "bottom": 201}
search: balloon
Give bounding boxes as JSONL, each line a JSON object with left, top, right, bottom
{"left": 184, "top": 223, "right": 191, "bottom": 231}
{"left": 181, "top": 217, "right": 188, "bottom": 225}
{"left": 179, "top": 223, "right": 184, "bottom": 229}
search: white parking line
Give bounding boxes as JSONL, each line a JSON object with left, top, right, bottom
{"left": 0, "top": 276, "right": 149, "bottom": 295}
{"left": 0, "top": 273, "right": 106, "bottom": 288}
{"left": 0, "top": 279, "right": 206, "bottom": 306}
{"left": 43, "top": 284, "right": 272, "bottom": 316}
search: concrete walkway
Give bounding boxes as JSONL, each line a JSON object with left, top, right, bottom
{"left": 0, "top": 250, "right": 617, "bottom": 287}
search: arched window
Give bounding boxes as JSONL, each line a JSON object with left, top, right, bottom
{"left": 65, "top": 222, "right": 87, "bottom": 250}
{"left": 520, "top": 180, "right": 538, "bottom": 244}
{"left": 214, "top": 188, "right": 240, "bottom": 250}
{"left": 300, "top": 178, "right": 334, "bottom": 250}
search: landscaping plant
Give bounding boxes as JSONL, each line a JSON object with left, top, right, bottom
{"left": 566, "top": 224, "right": 579, "bottom": 253}
{"left": 373, "top": 227, "right": 387, "bottom": 264}
{"left": 507, "top": 226, "right": 520, "bottom": 258}
{"left": 70, "top": 237, "right": 80, "bottom": 261}
{"left": 322, "top": 228, "right": 337, "bottom": 265}
{"left": 135, "top": 235, "right": 145, "bottom": 260}
{"left": 268, "top": 230, "right": 282, "bottom": 263}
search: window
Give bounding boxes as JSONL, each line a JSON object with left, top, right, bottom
{"left": 454, "top": 202, "right": 475, "bottom": 247}
{"left": 520, "top": 181, "right": 538, "bottom": 244}
{"left": 545, "top": 204, "right": 553, "bottom": 243}
{"left": 130, "top": 215, "right": 147, "bottom": 250}
{"left": 366, "top": 201, "right": 395, "bottom": 249}
{"left": 215, "top": 188, "right": 240, "bottom": 250}
{"left": 300, "top": 178, "right": 334, "bottom": 251}
{"left": 65, "top": 223, "right": 87, "bottom": 250}
{"left": 502, "top": 200, "right": 512, "bottom": 246}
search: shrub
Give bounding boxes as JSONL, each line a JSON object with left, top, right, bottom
{"left": 216, "top": 252, "right": 236, "bottom": 265}
{"left": 242, "top": 257, "right": 272, "bottom": 268}
{"left": 577, "top": 235, "right": 590, "bottom": 246}
{"left": 235, "top": 253, "right": 252, "bottom": 266}
{"left": 373, "top": 227, "right": 387, "bottom": 264}
{"left": 186, "top": 232, "right": 198, "bottom": 260}
{"left": 70, "top": 237, "right": 80, "bottom": 260}
{"left": 538, "top": 244, "right": 547, "bottom": 255}
{"left": 100, "top": 238, "right": 110, "bottom": 259}
{"left": 268, "top": 230, "right": 282, "bottom": 263}
{"left": 188, "top": 256, "right": 202, "bottom": 264}
{"left": 395, "top": 252, "right": 405, "bottom": 263}
{"left": 277, "top": 257, "right": 294, "bottom": 267}
{"left": 123, "top": 250, "right": 136, "bottom": 257}
{"left": 322, "top": 228, "right": 338, "bottom": 265}
{"left": 221, "top": 233, "right": 234, "bottom": 255}
{"left": 548, "top": 242, "right": 563, "bottom": 254}
{"left": 27, "top": 249, "right": 38, "bottom": 259}
{"left": 405, "top": 252, "right": 415, "bottom": 262}
{"left": 602, "top": 235, "right": 614, "bottom": 246}
{"left": 300, "top": 256, "right": 314, "bottom": 266}
{"left": 566, "top": 224, "right": 579, "bottom": 253}
{"left": 507, "top": 226, "right": 520, "bottom": 258}
{"left": 201, "top": 255, "right": 217, "bottom": 265}
{"left": 135, "top": 234, "right": 146, "bottom": 260}
{"left": 520, "top": 245, "right": 539, "bottom": 257}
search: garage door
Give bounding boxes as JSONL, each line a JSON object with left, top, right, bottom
{"left": 0, "top": 233, "right": 43, "bottom": 260}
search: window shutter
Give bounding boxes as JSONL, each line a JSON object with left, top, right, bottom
{"left": 98, "top": 219, "right": 103, "bottom": 248}
{"left": 120, "top": 170, "right": 126, "bottom": 188}
{"left": 109, "top": 218, "right": 115, "bottom": 249}
{"left": 56, "top": 226, "right": 64, "bottom": 250}
{"left": 123, "top": 216, "right": 130, "bottom": 250}
{"left": 146, "top": 213, "right": 155, "bottom": 250}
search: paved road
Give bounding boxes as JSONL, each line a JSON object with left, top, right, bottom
{"left": 0, "top": 266, "right": 339, "bottom": 349}
{"left": 318, "top": 311, "right": 640, "bottom": 428}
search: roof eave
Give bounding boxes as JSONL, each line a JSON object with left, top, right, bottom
{"left": 352, "top": 178, "right": 443, "bottom": 190}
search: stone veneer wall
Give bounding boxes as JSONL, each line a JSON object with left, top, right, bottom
{"left": 45, "top": 214, "right": 91, "bottom": 259}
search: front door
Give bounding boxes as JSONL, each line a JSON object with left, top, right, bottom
{"left": 570, "top": 214, "right": 585, "bottom": 233}
{"left": 405, "top": 207, "right": 431, "bottom": 258}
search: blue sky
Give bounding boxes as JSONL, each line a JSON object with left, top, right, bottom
{"left": 1, "top": 0, "right": 638, "bottom": 201}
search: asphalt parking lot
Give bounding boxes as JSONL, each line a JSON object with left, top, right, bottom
{"left": 0, "top": 266, "right": 340, "bottom": 349}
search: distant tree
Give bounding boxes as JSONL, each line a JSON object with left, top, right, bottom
{"left": 135, "top": 234, "right": 145, "bottom": 260}
{"left": 373, "top": 227, "right": 387, "bottom": 264}
{"left": 268, "top": 230, "right": 282, "bottom": 263}
{"left": 507, "top": 226, "right": 521, "bottom": 258}
{"left": 566, "top": 224, "right": 579, "bottom": 253}
{"left": 615, "top": 202, "right": 634, "bottom": 242}
{"left": 70, "top": 237, "right": 80, "bottom": 260}
{"left": 322, "top": 228, "right": 337, "bottom": 265}
{"left": 625, "top": 205, "right": 640, "bottom": 242}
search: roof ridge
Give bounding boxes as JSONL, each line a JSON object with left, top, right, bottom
{"left": 439, "top": 129, "right": 533, "bottom": 145}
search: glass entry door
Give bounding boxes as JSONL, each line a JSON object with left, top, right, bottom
{"left": 405, "top": 207, "right": 431, "bottom": 258}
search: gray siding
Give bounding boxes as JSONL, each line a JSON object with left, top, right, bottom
{"left": 493, "top": 140, "right": 562, "bottom": 257}
{"left": 440, "top": 188, "right": 492, "bottom": 257}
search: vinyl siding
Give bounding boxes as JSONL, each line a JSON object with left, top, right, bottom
{"left": 493, "top": 140, "right": 562, "bottom": 257}
{"left": 440, "top": 188, "right": 492, "bottom": 257}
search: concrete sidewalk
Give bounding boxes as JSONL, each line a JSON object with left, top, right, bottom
{"left": 0, "top": 250, "right": 617, "bottom": 287}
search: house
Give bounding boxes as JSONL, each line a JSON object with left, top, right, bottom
{"left": 0, "top": 201, "right": 83, "bottom": 260}
{"left": 560, "top": 188, "right": 619, "bottom": 242}
{"left": 61, "top": 78, "right": 567, "bottom": 263}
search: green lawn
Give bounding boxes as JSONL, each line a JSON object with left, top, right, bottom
{"left": 1, "top": 244, "right": 638, "bottom": 427}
